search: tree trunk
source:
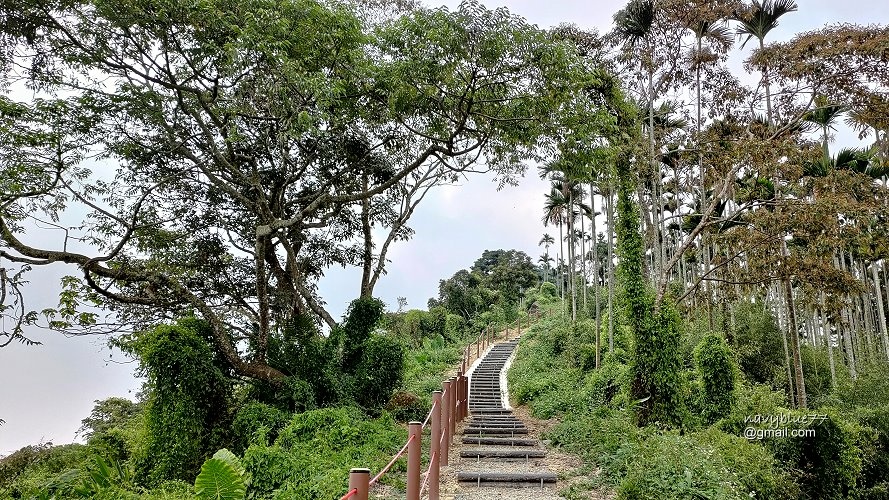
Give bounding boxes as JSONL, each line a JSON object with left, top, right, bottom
{"left": 568, "top": 185, "right": 577, "bottom": 321}
{"left": 591, "top": 184, "right": 601, "bottom": 369}
{"left": 581, "top": 204, "right": 588, "bottom": 314}
{"left": 781, "top": 238, "right": 806, "bottom": 408}
{"left": 559, "top": 221, "right": 565, "bottom": 315}
{"left": 835, "top": 251, "right": 858, "bottom": 379}
{"left": 774, "top": 283, "right": 796, "bottom": 407}
{"left": 820, "top": 297, "right": 837, "bottom": 388}
{"left": 875, "top": 261, "right": 889, "bottom": 361}
{"left": 360, "top": 172, "right": 373, "bottom": 298}
{"left": 607, "top": 190, "right": 615, "bottom": 353}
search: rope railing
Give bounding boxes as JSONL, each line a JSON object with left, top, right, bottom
{"left": 368, "top": 433, "right": 415, "bottom": 486}
{"left": 419, "top": 450, "right": 437, "bottom": 496}
{"left": 338, "top": 309, "right": 545, "bottom": 500}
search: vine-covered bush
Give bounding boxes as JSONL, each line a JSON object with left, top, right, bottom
{"left": 694, "top": 333, "right": 737, "bottom": 424}
{"left": 231, "top": 402, "right": 290, "bottom": 454}
{"left": 120, "top": 319, "right": 233, "bottom": 486}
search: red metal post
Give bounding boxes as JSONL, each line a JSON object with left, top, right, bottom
{"left": 349, "top": 468, "right": 370, "bottom": 500}
{"left": 441, "top": 380, "right": 451, "bottom": 466}
{"left": 407, "top": 422, "right": 421, "bottom": 500}
{"left": 430, "top": 391, "right": 441, "bottom": 500}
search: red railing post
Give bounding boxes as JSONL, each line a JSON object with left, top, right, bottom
{"left": 463, "top": 375, "right": 469, "bottom": 419}
{"left": 349, "top": 468, "right": 369, "bottom": 500}
{"left": 448, "top": 376, "right": 456, "bottom": 441}
{"left": 430, "top": 391, "right": 441, "bottom": 500}
{"left": 407, "top": 422, "right": 421, "bottom": 500}
{"left": 441, "top": 380, "right": 451, "bottom": 466}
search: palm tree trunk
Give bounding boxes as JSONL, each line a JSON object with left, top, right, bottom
{"left": 820, "top": 295, "right": 836, "bottom": 388}
{"left": 581, "top": 207, "right": 588, "bottom": 314}
{"left": 568, "top": 186, "right": 577, "bottom": 322}
{"left": 835, "top": 250, "right": 858, "bottom": 379}
{"left": 781, "top": 238, "right": 806, "bottom": 408}
{"left": 607, "top": 189, "right": 615, "bottom": 353}
{"left": 875, "top": 261, "right": 889, "bottom": 361}
{"left": 559, "top": 221, "right": 565, "bottom": 307}
{"left": 760, "top": 38, "right": 773, "bottom": 123}
{"left": 591, "top": 184, "right": 601, "bottom": 368}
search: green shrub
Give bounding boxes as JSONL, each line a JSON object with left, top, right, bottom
{"left": 244, "top": 407, "right": 406, "bottom": 499}
{"left": 613, "top": 428, "right": 795, "bottom": 500}
{"left": 856, "top": 407, "right": 889, "bottom": 496}
{"left": 384, "top": 392, "right": 427, "bottom": 423}
{"left": 768, "top": 410, "right": 862, "bottom": 499}
{"left": 231, "top": 402, "right": 290, "bottom": 453}
{"left": 694, "top": 334, "right": 737, "bottom": 424}
{"left": 581, "top": 357, "right": 629, "bottom": 409}
{"left": 119, "top": 319, "right": 232, "bottom": 487}
{"left": 732, "top": 302, "right": 784, "bottom": 386}
{"left": 354, "top": 335, "right": 405, "bottom": 411}
{"left": 0, "top": 444, "right": 90, "bottom": 498}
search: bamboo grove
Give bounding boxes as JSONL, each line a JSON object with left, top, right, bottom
{"left": 536, "top": 0, "right": 889, "bottom": 411}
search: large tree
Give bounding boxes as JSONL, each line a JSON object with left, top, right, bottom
{"left": 0, "top": 0, "right": 607, "bottom": 383}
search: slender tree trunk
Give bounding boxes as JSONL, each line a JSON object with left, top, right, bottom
{"left": 581, "top": 207, "right": 588, "bottom": 314}
{"left": 781, "top": 238, "right": 807, "bottom": 408}
{"left": 591, "top": 184, "right": 601, "bottom": 368}
{"left": 559, "top": 221, "right": 565, "bottom": 315}
{"left": 835, "top": 251, "right": 858, "bottom": 379}
{"left": 568, "top": 186, "right": 577, "bottom": 321}
{"left": 875, "top": 261, "right": 889, "bottom": 360}
{"left": 607, "top": 190, "right": 615, "bottom": 353}
{"left": 760, "top": 38, "right": 773, "bottom": 123}
{"left": 773, "top": 284, "right": 796, "bottom": 407}
{"left": 360, "top": 173, "right": 374, "bottom": 298}
{"left": 820, "top": 296, "right": 836, "bottom": 388}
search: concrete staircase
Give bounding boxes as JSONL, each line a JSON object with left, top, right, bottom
{"left": 454, "top": 338, "right": 558, "bottom": 497}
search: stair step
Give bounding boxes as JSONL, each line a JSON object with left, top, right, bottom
{"left": 462, "top": 436, "right": 536, "bottom": 446}
{"left": 463, "top": 427, "right": 528, "bottom": 435}
{"left": 457, "top": 471, "right": 557, "bottom": 484}
{"left": 460, "top": 449, "right": 546, "bottom": 459}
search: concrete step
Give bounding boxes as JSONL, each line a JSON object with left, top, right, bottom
{"left": 463, "top": 427, "right": 529, "bottom": 435}
{"left": 462, "top": 436, "right": 537, "bottom": 446}
{"left": 460, "top": 449, "right": 546, "bottom": 459}
{"left": 457, "top": 471, "right": 557, "bottom": 484}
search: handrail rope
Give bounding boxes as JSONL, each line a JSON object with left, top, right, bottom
{"left": 421, "top": 399, "right": 437, "bottom": 429}
{"left": 419, "top": 450, "right": 437, "bottom": 496}
{"left": 368, "top": 433, "right": 416, "bottom": 486}
{"left": 339, "top": 488, "right": 358, "bottom": 500}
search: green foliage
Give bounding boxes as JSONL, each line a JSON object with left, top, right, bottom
{"left": 231, "top": 402, "right": 290, "bottom": 454}
{"left": 243, "top": 407, "right": 405, "bottom": 499}
{"left": 194, "top": 449, "right": 247, "bottom": 500}
{"left": 470, "top": 249, "right": 540, "bottom": 305}
{"left": 0, "top": 444, "right": 90, "bottom": 498}
{"left": 539, "top": 281, "right": 559, "bottom": 299}
{"left": 119, "top": 319, "right": 233, "bottom": 487}
{"left": 617, "top": 430, "right": 794, "bottom": 500}
{"left": 353, "top": 334, "right": 404, "bottom": 411}
{"left": 628, "top": 300, "right": 686, "bottom": 428}
{"left": 768, "top": 410, "right": 862, "bottom": 499}
{"left": 857, "top": 407, "right": 889, "bottom": 498}
{"left": 342, "top": 297, "right": 386, "bottom": 371}
{"left": 694, "top": 334, "right": 737, "bottom": 424}
{"left": 732, "top": 302, "right": 785, "bottom": 385}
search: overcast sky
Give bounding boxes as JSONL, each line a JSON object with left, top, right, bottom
{"left": 2, "top": 0, "right": 888, "bottom": 456}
